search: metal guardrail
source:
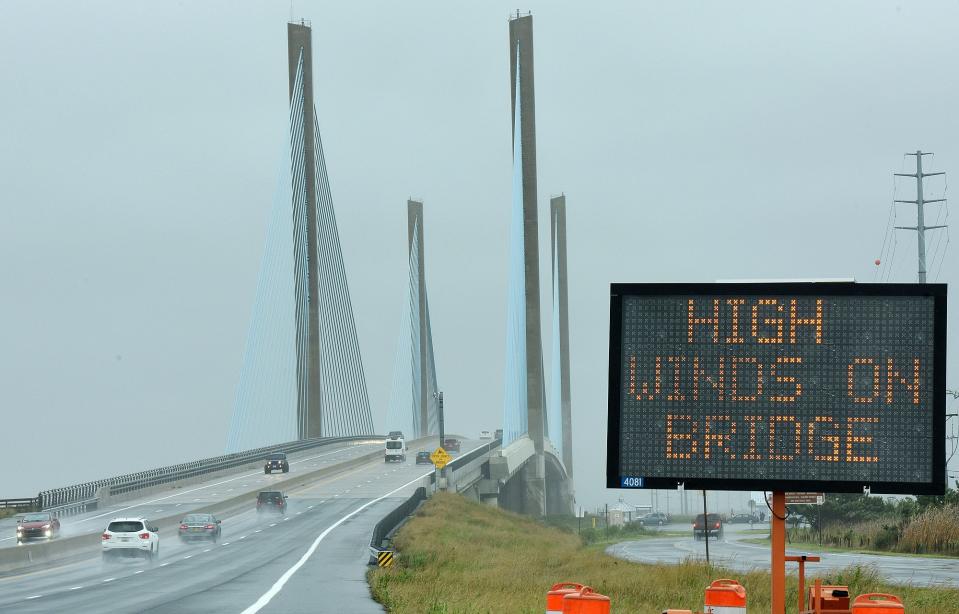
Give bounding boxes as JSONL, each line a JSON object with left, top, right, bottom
{"left": 36, "top": 434, "right": 381, "bottom": 515}
{"left": 368, "top": 437, "right": 502, "bottom": 563}
{"left": 369, "top": 486, "right": 428, "bottom": 553}
{"left": 0, "top": 498, "right": 40, "bottom": 512}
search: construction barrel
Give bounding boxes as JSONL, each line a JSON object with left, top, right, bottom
{"left": 703, "top": 579, "right": 747, "bottom": 614}
{"left": 562, "top": 586, "right": 611, "bottom": 614}
{"left": 851, "top": 594, "right": 905, "bottom": 613}
{"left": 547, "top": 582, "right": 585, "bottom": 614}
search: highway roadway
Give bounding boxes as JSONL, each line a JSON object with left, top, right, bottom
{"left": 607, "top": 522, "right": 959, "bottom": 587}
{"left": 0, "top": 439, "right": 383, "bottom": 552}
{"left": 0, "top": 438, "right": 474, "bottom": 613}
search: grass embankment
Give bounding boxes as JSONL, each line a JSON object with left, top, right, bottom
{"left": 369, "top": 493, "right": 959, "bottom": 613}
{"left": 782, "top": 505, "right": 959, "bottom": 558}
{"left": 741, "top": 536, "right": 959, "bottom": 559}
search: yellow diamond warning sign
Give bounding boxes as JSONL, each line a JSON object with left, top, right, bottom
{"left": 430, "top": 447, "right": 452, "bottom": 469}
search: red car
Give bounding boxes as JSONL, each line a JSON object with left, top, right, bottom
{"left": 16, "top": 512, "right": 60, "bottom": 543}
{"left": 443, "top": 438, "right": 461, "bottom": 453}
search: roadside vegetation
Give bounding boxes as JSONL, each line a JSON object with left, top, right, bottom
{"left": 368, "top": 493, "right": 959, "bottom": 613}
{"left": 787, "top": 488, "right": 959, "bottom": 556}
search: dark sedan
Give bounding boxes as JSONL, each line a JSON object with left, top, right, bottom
{"left": 415, "top": 451, "right": 432, "bottom": 465}
{"left": 443, "top": 438, "right": 461, "bottom": 453}
{"left": 178, "top": 513, "right": 222, "bottom": 543}
{"left": 16, "top": 512, "right": 60, "bottom": 543}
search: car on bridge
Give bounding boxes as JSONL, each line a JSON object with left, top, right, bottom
{"left": 264, "top": 452, "right": 289, "bottom": 474}
{"left": 479, "top": 430, "right": 492, "bottom": 440}
{"left": 693, "top": 513, "right": 724, "bottom": 541}
{"left": 178, "top": 513, "right": 222, "bottom": 543}
{"left": 415, "top": 451, "right": 432, "bottom": 465}
{"left": 443, "top": 438, "right": 461, "bottom": 453}
{"left": 256, "top": 491, "right": 288, "bottom": 514}
{"left": 15, "top": 512, "right": 60, "bottom": 543}
{"left": 101, "top": 517, "right": 160, "bottom": 562}
{"left": 494, "top": 429, "right": 503, "bottom": 440}
{"left": 388, "top": 430, "right": 405, "bottom": 440}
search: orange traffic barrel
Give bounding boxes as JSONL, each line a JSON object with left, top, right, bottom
{"left": 808, "top": 585, "right": 850, "bottom": 611}
{"left": 547, "top": 583, "right": 585, "bottom": 614}
{"left": 852, "top": 593, "right": 905, "bottom": 613}
{"left": 703, "top": 578, "right": 746, "bottom": 614}
{"left": 562, "top": 586, "right": 611, "bottom": 614}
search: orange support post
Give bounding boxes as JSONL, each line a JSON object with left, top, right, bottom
{"left": 771, "top": 491, "right": 786, "bottom": 614}
{"left": 786, "top": 554, "right": 821, "bottom": 613}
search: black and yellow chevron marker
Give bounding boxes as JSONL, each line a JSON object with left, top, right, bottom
{"left": 376, "top": 550, "right": 395, "bottom": 567}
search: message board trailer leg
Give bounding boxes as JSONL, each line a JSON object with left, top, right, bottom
{"left": 772, "top": 491, "right": 786, "bottom": 614}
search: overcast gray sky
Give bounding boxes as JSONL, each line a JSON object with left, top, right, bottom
{"left": 1, "top": 1, "right": 957, "bottom": 508}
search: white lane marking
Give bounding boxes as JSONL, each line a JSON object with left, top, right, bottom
{"left": 69, "top": 586, "right": 83, "bottom": 590}
{"left": 241, "top": 470, "right": 434, "bottom": 614}
{"left": 307, "top": 506, "right": 314, "bottom": 510}
{"left": 183, "top": 555, "right": 192, "bottom": 560}
{"left": 239, "top": 535, "right": 247, "bottom": 540}
{"left": 269, "top": 523, "right": 277, "bottom": 527}
{"left": 154, "top": 509, "right": 163, "bottom": 513}
{"left": 204, "top": 549, "right": 212, "bottom": 553}
{"left": 26, "top": 595, "right": 42, "bottom": 600}
{"left": 222, "top": 542, "right": 230, "bottom": 546}
{"left": 68, "top": 443, "right": 374, "bottom": 525}
{"left": 333, "top": 494, "right": 339, "bottom": 498}
{"left": 254, "top": 530, "right": 262, "bottom": 534}
{"left": 296, "top": 512, "right": 302, "bottom": 515}
{"left": 160, "top": 563, "right": 170, "bottom": 567}
{"left": 134, "top": 570, "right": 144, "bottom": 575}
{"left": 175, "top": 503, "right": 182, "bottom": 507}
{"left": 102, "top": 578, "right": 115, "bottom": 583}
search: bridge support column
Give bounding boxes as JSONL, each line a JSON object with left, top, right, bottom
{"left": 522, "top": 454, "right": 546, "bottom": 516}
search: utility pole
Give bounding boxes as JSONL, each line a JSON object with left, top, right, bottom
{"left": 702, "top": 490, "right": 710, "bottom": 564}
{"left": 894, "top": 151, "right": 946, "bottom": 283}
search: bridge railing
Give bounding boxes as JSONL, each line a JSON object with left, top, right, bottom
{"left": 0, "top": 498, "right": 40, "bottom": 513}
{"left": 38, "top": 434, "right": 381, "bottom": 515}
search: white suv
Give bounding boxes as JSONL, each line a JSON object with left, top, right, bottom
{"left": 102, "top": 517, "right": 160, "bottom": 562}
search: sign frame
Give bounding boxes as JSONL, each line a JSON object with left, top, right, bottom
{"left": 607, "top": 282, "right": 947, "bottom": 495}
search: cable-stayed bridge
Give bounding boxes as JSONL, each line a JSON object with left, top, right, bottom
{"left": 0, "top": 13, "right": 574, "bottom": 612}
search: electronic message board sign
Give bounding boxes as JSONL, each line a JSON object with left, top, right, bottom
{"left": 607, "top": 283, "right": 946, "bottom": 495}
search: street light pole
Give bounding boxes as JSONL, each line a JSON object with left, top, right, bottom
{"left": 437, "top": 391, "right": 446, "bottom": 490}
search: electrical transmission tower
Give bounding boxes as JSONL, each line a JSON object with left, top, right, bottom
{"left": 894, "top": 151, "right": 947, "bottom": 283}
